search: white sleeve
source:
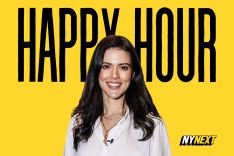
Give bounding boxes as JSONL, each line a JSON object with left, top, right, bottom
{"left": 64, "top": 117, "right": 76, "bottom": 156}
{"left": 149, "top": 118, "right": 171, "bottom": 156}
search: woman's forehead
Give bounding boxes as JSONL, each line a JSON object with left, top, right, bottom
{"left": 103, "top": 48, "right": 131, "bottom": 64}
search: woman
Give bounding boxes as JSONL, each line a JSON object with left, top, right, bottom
{"left": 64, "top": 35, "right": 171, "bottom": 156}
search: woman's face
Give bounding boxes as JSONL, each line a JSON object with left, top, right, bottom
{"left": 99, "top": 48, "right": 132, "bottom": 100}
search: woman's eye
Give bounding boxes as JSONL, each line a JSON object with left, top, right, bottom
{"left": 120, "top": 66, "right": 129, "bottom": 71}
{"left": 102, "top": 64, "right": 110, "bottom": 69}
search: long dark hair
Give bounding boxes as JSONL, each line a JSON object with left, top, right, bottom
{"left": 72, "top": 35, "right": 160, "bottom": 150}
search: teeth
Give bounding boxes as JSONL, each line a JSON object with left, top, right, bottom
{"left": 107, "top": 82, "right": 121, "bottom": 87}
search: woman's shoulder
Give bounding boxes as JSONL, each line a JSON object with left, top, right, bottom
{"left": 68, "top": 114, "right": 83, "bottom": 129}
{"left": 147, "top": 115, "right": 171, "bottom": 155}
{"left": 147, "top": 114, "right": 166, "bottom": 129}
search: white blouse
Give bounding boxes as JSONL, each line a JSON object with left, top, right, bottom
{"left": 64, "top": 107, "right": 171, "bottom": 156}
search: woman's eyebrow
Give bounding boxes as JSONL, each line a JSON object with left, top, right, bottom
{"left": 102, "top": 62, "right": 131, "bottom": 66}
{"left": 119, "top": 63, "right": 131, "bottom": 67}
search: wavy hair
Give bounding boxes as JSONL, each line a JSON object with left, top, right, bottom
{"left": 72, "top": 35, "right": 160, "bottom": 150}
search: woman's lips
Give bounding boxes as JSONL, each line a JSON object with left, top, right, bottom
{"left": 106, "top": 82, "right": 121, "bottom": 89}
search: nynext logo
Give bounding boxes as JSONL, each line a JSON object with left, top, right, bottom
{"left": 180, "top": 135, "right": 217, "bottom": 146}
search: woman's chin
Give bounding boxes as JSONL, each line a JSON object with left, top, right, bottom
{"left": 106, "top": 92, "right": 125, "bottom": 100}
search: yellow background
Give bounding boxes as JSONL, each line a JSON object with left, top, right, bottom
{"left": 0, "top": 0, "right": 233, "bottom": 156}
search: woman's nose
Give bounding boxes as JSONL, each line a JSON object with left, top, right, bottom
{"left": 111, "top": 67, "right": 119, "bottom": 79}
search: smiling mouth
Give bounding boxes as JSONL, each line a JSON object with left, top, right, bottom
{"left": 106, "top": 82, "right": 121, "bottom": 89}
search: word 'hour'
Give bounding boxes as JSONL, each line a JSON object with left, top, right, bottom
{"left": 18, "top": 8, "right": 216, "bottom": 82}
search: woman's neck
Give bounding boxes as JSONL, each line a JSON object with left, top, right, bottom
{"left": 102, "top": 95, "right": 125, "bottom": 116}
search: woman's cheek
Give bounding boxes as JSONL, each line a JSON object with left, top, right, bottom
{"left": 99, "top": 70, "right": 108, "bottom": 80}
{"left": 120, "top": 71, "right": 132, "bottom": 82}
